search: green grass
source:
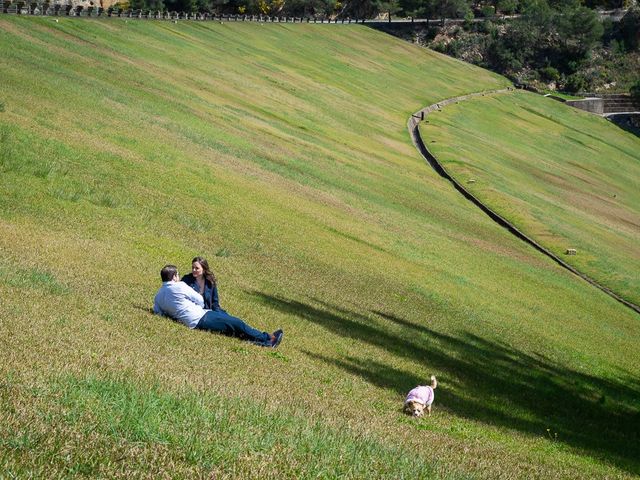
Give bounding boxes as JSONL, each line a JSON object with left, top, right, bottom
{"left": 0, "top": 16, "right": 639, "bottom": 479}
{"left": 1, "top": 374, "right": 438, "bottom": 478}
{"left": 423, "top": 90, "right": 640, "bottom": 306}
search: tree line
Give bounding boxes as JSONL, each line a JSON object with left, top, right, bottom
{"left": 425, "top": 4, "right": 639, "bottom": 93}
{"left": 124, "top": 0, "right": 634, "bottom": 19}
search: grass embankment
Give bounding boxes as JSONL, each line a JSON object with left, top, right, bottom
{"left": 0, "top": 16, "right": 639, "bottom": 478}
{"left": 423, "top": 90, "right": 640, "bottom": 306}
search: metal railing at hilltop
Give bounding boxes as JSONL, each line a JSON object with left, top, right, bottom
{"left": 0, "top": 1, "right": 512, "bottom": 24}
{"left": 0, "top": 1, "right": 383, "bottom": 22}
{"left": 0, "top": 2, "right": 627, "bottom": 23}
{"left": 0, "top": 5, "right": 500, "bottom": 26}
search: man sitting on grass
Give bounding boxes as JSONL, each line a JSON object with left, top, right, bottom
{"left": 153, "top": 264, "right": 283, "bottom": 347}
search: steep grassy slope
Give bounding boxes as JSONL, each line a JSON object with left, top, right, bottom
{"left": 423, "top": 90, "right": 640, "bottom": 306}
{"left": 0, "top": 16, "right": 639, "bottom": 478}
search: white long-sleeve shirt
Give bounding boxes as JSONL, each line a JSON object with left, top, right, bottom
{"left": 153, "top": 281, "right": 207, "bottom": 329}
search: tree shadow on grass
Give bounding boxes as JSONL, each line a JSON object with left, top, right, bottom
{"left": 250, "top": 291, "right": 640, "bottom": 475}
{"left": 132, "top": 304, "right": 155, "bottom": 315}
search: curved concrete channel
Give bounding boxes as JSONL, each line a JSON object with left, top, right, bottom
{"left": 407, "top": 88, "right": 640, "bottom": 315}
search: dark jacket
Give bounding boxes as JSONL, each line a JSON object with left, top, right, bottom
{"left": 181, "top": 273, "right": 225, "bottom": 312}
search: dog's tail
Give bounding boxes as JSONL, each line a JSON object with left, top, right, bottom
{"left": 430, "top": 375, "right": 438, "bottom": 389}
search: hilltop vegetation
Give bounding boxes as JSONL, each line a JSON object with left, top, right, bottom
{"left": 426, "top": 6, "right": 640, "bottom": 94}
{"left": 1, "top": 17, "right": 639, "bottom": 478}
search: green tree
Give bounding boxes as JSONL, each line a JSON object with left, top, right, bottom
{"left": 165, "top": 0, "right": 196, "bottom": 11}
{"left": 283, "top": 0, "right": 336, "bottom": 16}
{"left": 620, "top": 7, "right": 640, "bottom": 51}
{"left": 557, "top": 6, "right": 603, "bottom": 55}
{"left": 429, "top": 0, "right": 471, "bottom": 20}
{"left": 129, "top": 0, "right": 164, "bottom": 9}
{"left": 398, "top": 0, "right": 429, "bottom": 17}
{"left": 631, "top": 80, "right": 640, "bottom": 100}
{"left": 496, "top": 0, "right": 516, "bottom": 14}
{"left": 336, "top": 0, "right": 397, "bottom": 18}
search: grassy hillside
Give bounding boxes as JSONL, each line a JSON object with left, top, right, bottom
{"left": 1, "top": 16, "right": 639, "bottom": 478}
{"left": 422, "top": 91, "right": 640, "bottom": 306}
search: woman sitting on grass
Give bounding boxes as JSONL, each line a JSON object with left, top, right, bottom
{"left": 178, "top": 256, "right": 283, "bottom": 346}
{"left": 181, "top": 256, "right": 224, "bottom": 312}
{"left": 153, "top": 261, "right": 283, "bottom": 347}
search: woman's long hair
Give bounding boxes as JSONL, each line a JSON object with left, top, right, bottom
{"left": 192, "top": 256, "right": 216, "bottom": 287}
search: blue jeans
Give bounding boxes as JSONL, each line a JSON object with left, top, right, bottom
{"left": 196, "top": 310, "right": 271, "bottom": 345}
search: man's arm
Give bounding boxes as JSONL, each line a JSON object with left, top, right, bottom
{"left": 153, "top": 294, "right": 165, "bottom": 316}
{"left": 179, "top": 282, "right": 205, "bottom": 308}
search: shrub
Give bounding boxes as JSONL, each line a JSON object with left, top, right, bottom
{"left": 481, "top": 5, "right": 494, "bottom": 17}
{"left": 541, "top": 66, "right": 560, "bottom": 82}
{"left": 610, "top": 39, "right": 626, "bottom": 56}
{"left": 432, "top": 41, "right": 447, "bottom": 53}
{"left": 565, "top": 73, "right": 588, "bottom": 93}
{"left": 463, "top": 10, "right": 474, "bottom": 30}
{"left": 496, "top": 0, "right": 516, "bottom": 14}
{"left": 630, "top": 80, "right": 640, "bottom": 100}
{"left": 477, "top": 18, "right": 495, "bottom": 34}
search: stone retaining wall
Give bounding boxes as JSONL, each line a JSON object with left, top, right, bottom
{"left": 566, "top": 94, "right": 640, "bottom": 116}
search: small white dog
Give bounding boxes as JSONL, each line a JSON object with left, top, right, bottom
{"left": 404, "top": 375, "right": 438, "bottom": 417}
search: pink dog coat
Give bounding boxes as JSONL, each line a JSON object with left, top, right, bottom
{"left": 405, "top": 385, "right": 434, "bottom": 406}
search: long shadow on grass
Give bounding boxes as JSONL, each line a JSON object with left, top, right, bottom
{"left": 252, "top": 291, "right": 640, "bottom": 474}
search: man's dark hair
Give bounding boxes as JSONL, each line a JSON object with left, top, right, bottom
{"left": 160, "top": 264, "right": 178, "bottom": 282}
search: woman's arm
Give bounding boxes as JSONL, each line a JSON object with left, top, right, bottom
{"left": 210, "top": 285, "right": 227, "bottom": 313}
{"left": 212, "top": 285, "right": 222, "bottom": 311}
